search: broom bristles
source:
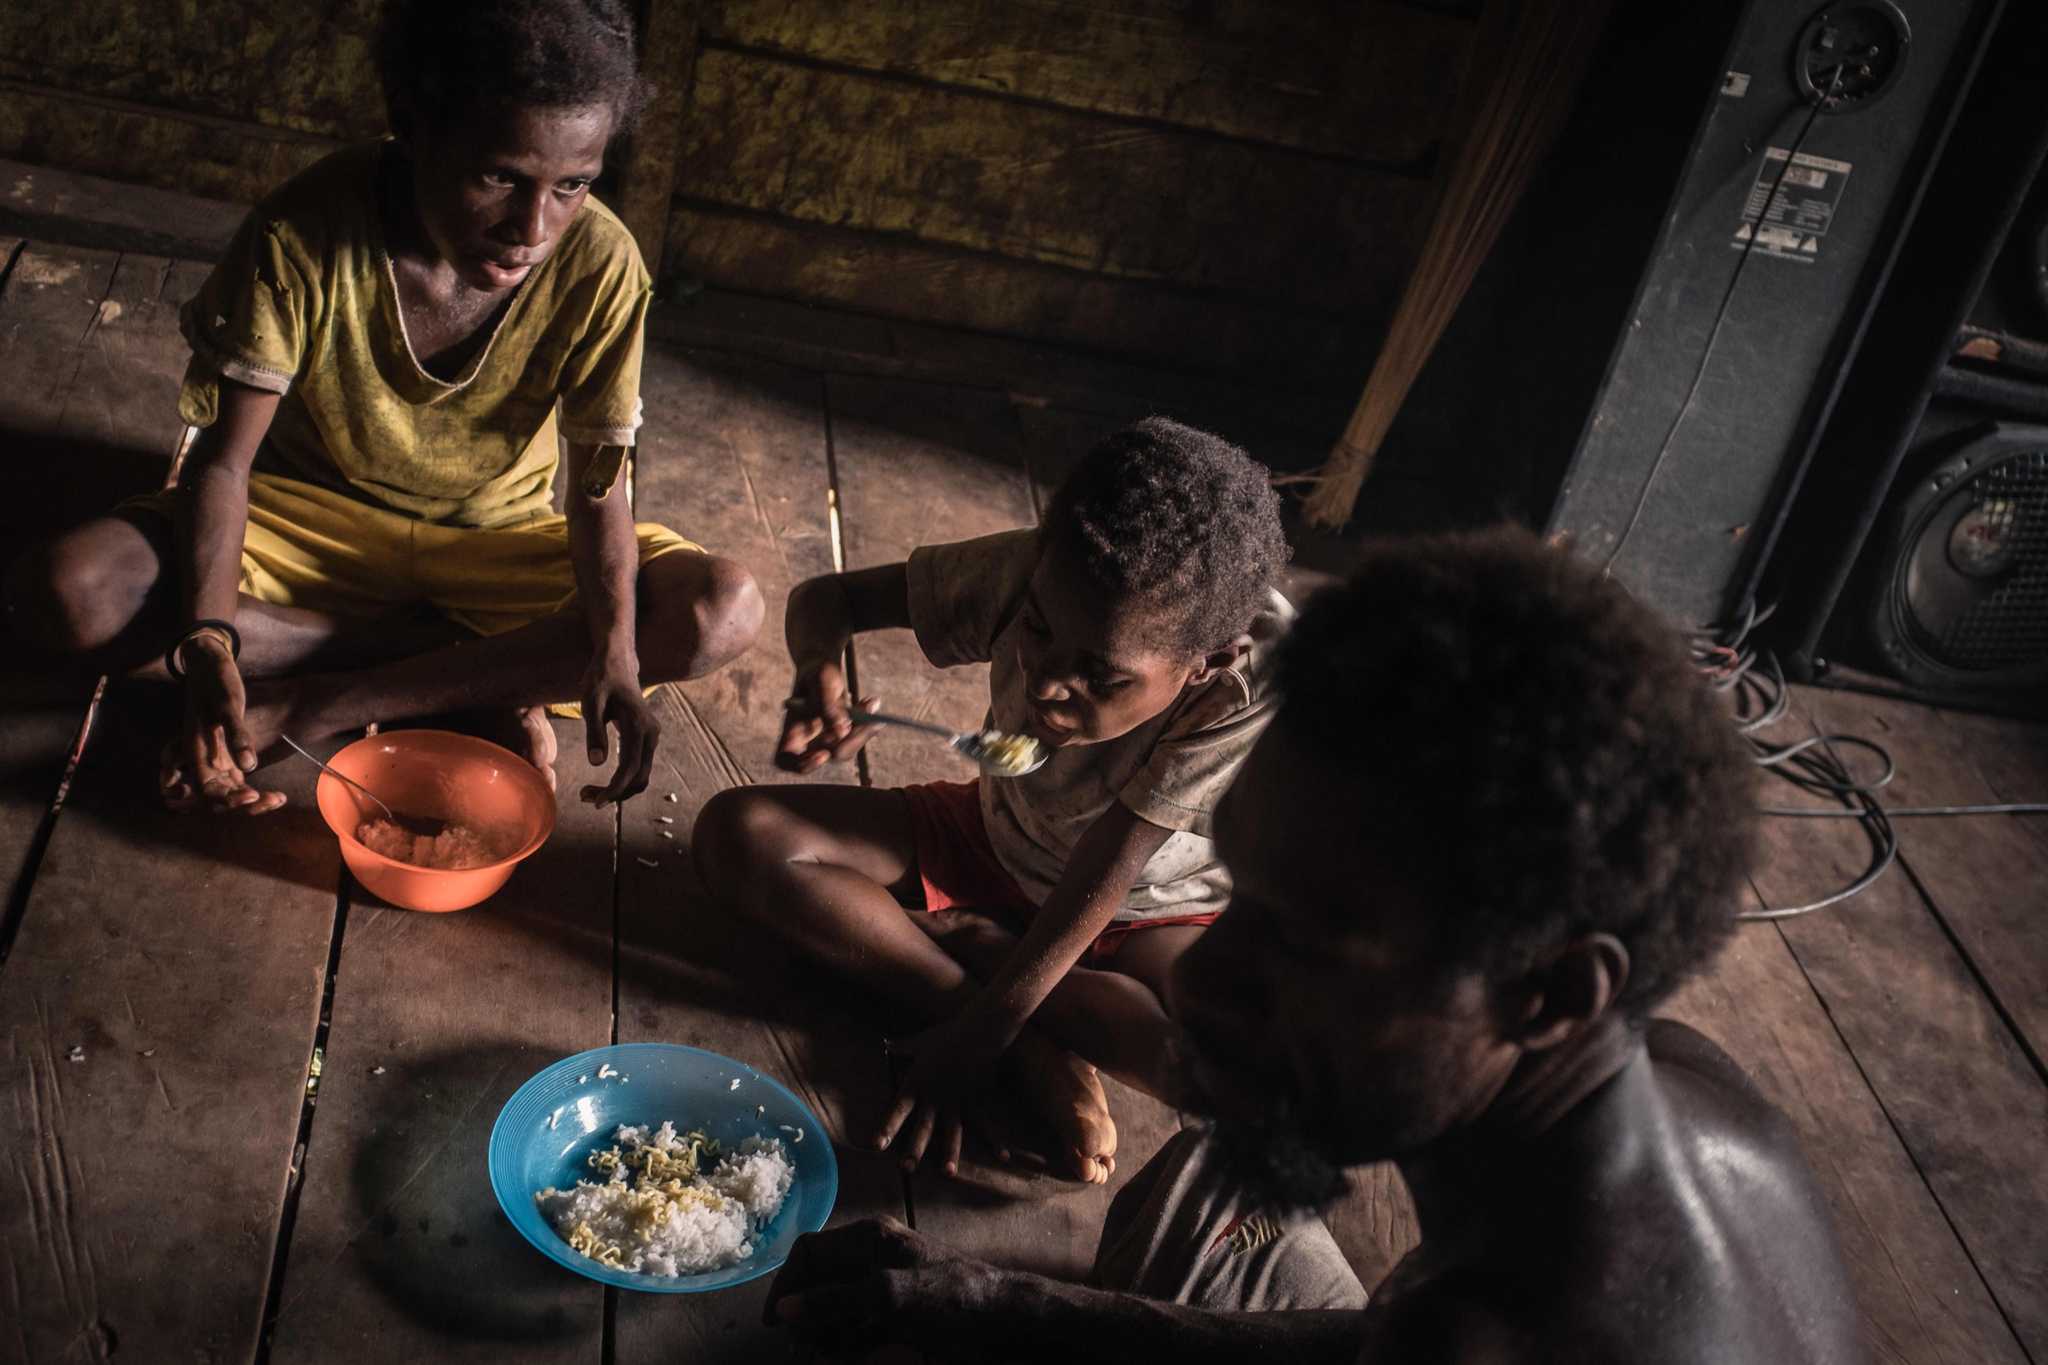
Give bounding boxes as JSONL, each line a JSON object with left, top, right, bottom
{"left": 1306, "top": 0, "right": 1618, "bottom": 529}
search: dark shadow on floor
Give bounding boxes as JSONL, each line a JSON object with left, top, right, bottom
{"left": 318, "top": 1040, "right": 600, "bottom": 1343}
{"left": 0, "top": 430, "right": 171, "bottom": 547}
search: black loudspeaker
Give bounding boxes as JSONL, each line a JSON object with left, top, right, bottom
{"left": 1538, "top": 0, "right": 2012, "bottom": 628}
{"left": 1864, "top": 422, "right": 2048, "bottom": 694}
{"left": 1763, "top": 2, "right": 2048, "bottom": 710}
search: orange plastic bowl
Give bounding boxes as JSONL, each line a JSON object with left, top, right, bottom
{"left": 314, "top": 730, "right": 556, "bottom": 912}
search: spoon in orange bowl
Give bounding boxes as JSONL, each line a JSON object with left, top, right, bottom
{"left": 279, "top": 733, "right": 448, "bottom": 837}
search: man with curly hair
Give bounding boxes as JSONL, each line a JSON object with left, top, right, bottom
{"left": 695, "top": 417, "right": 1293, "bottom": 1185}
{"left": 5, "top": 0, "right": 762, "bottom": 810}
{"left": 763, "top": 528, "right": 1867, "bottom": 1365}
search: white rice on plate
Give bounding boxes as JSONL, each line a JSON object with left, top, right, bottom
{"left": 535, "top": 1120, "right": 796, "bottom": 1277}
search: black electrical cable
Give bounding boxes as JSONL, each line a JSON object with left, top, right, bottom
{"left": 1689, "top": 603, "right": 2046, "bottom": 921}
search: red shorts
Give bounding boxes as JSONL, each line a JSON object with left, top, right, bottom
{"left": 899, "top": 780, "right": 1220, "bottom": 961}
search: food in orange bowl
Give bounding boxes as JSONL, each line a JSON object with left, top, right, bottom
{"left": 314, "top": 730, "right": 555, "bottom": 911}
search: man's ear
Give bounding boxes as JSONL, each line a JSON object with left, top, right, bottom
{"left": 1509, "top": 933, "right": 1630, "bottom": 1051}
{"left": 1188, "top": 634, "right": 1253, "bottom": 688}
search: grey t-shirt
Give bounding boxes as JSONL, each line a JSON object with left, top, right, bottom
{"left": 906, "top": 529, "right": 1291, "bottom": 921}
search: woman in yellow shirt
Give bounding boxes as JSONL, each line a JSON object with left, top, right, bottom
{"left": 5, "top": 0, "right": 762, "bottom": 812}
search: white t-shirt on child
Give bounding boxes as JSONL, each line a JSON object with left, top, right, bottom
{"left": 905, "top": 529, "right": 1292, "bottom": 922}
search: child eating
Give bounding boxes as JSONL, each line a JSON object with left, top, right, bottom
{"left": 694, "top": 418, "right": 1291, "bottom": 1183}
{"left": 4, "top": 0, "right": 761, "bottom": 812}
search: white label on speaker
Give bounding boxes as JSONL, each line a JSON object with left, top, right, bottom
{"left": 1733, "top": 148, "right": 1852, "bottom": 263}
{"left": 1722, "top": 71, "right": 1751, "bottom": 97}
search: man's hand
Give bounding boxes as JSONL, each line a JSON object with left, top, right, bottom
{"left": 876, "top": 1015, "right": 1008, "bottom": 1176}
{"left": 776, "top": 658, "right": 880, "bottom": 773}
{"left": 162, "top": 635, "right": 284, "bottom": 815}
{"left": 765, "top": 1217, "right": 1005, "bottom": 1360}
{"left": 578, "top": 648, "right": 660, "bottom": 806}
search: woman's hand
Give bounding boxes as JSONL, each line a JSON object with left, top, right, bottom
{"left": 579, "top": 647, "right": 660, "bottom": 806}
{"left": 162, "top": 633, "right": 284, "bottom": 815}
{"left": 776, "top": 657, "right": 879, "bottom": 773}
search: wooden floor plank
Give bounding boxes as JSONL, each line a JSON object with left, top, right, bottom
{"left": 1799, "top": 689, "right": 2048, "bottom": 1068}
{"left": 650, "top": 291, "right": 1353, "bottom": 456}
{"left": 0, "top": 241, "right": 116, "bottom": 439}
{"left": 635, "top": 345, "right": 848, "bottom": 789}
{"left": 826, "top": 374, "right": 1036, "bottom": 761}
{"left": 613, "top": 339, "right": 907, "bottom": 1362}
{"left": 1929, "top": 703, "right": 2048, "bottom": 846}
{"left": 46, "top": 249, "right": 205, "bottom": 466}
{"left": 267, "top": 734, "right": 615, "bottom": 1364}
{"left": 1668, "top": 924, "right": 2028, "bottom": 1365}
{"left": 0, "top": 241, "right": 198, "bottom": 555}
{"left": 612, "top": 690, "right": 908, "bottom": 1364}
{"left": 1748, "top": 691, "right": 2048, "bottom": 1360}
{"left": 1, "top": 236, "right": 335, "bottom": 1361}
{"left": 0, "top": 234, "right": 104, "bottom": 928}
{"left": 0, "top": 679, "right": 88, "bottom": 964}
{"left": 0, "top": 696, "right": 338, "bottom": 1364}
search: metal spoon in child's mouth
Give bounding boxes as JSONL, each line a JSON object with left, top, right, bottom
{"left": 847, "top": 709, "right": 1048, "bottom": 777}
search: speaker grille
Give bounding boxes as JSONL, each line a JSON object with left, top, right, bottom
{"left": 1925, "top": 450, "right": 2048, "bottom": 669}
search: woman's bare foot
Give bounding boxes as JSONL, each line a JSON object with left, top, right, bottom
{"left": 470, "top": 704, "right": 559, "bottom": 793}
{"left": 1006, "top": 1030, "right": 1118, "bottom": 1185}
{"left": 518, "top": 706, "right": 559, "bottom": 792}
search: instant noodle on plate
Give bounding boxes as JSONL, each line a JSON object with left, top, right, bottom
{"left": 490, "top": 1043, "right": 838, "bottom": 1293}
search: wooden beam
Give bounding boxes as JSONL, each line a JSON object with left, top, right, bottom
{"left": 616, "top": 0, "right": 702, "bottom": 282}
{"left": 701, "top": 0, "right": 1475, "bottom": 166}
{"left": 664, "top": 201, "right": 1385, "bottom": 387}
{"left": 0, "top": 77, "right": 336, "bottom": 207}
{"left": 0, "top": 156, "right": 242, "bottom": 262}
{"left": 676, "top": 48, "right": 1432, "bottom": 306}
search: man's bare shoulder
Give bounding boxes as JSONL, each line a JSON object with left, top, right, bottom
{"left": 1644, "top": 1018, "right": 1808, "bottom": 1158}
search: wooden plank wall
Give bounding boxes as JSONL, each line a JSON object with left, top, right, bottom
{"left": 0, "top": 0, "right": 1478, "bottom": 384}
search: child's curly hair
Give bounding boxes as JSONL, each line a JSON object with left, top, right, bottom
{"left": 1274, "top": 527, "right": 1757, "bottom": 1017}
{"left": 1042, "top": 417, "right": 1289, "bottom": 656}
{"left": 377, "top": 0, "right": 650, "bottom": 137}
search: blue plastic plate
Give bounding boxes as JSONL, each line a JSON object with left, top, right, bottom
{"left": 488, "top": 1042, "right": 838, "bottom": 1293}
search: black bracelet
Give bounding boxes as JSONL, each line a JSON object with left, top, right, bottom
{"left": 165, "top": 619, "right": 242, "bottom": 680}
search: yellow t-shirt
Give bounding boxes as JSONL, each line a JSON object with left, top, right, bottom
{"left": 177, "top": 140, "right": 651, "bottom": 530}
